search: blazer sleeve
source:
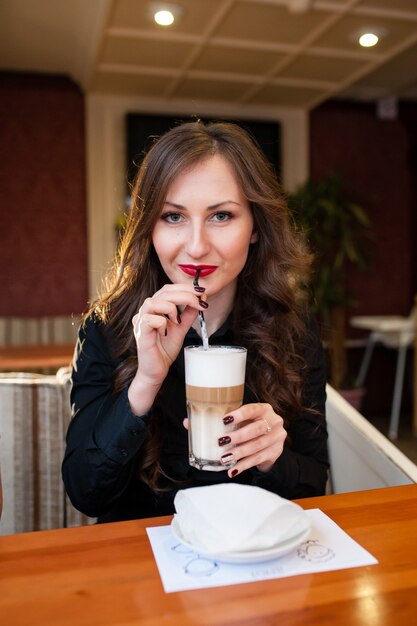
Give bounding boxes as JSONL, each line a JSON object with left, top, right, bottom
{"left": 61, "top": 316, "right": 149, "bottom": 517}
{"left": 250, "top": 316, "right": 329, "bottom": 498}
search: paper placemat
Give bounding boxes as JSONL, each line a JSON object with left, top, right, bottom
{"left": 146, "top": 508, "right": 378, "bottom": 593}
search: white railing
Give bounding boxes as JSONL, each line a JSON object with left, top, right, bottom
{"left": 326, "top": 384, "right": 417, "bottom": 494}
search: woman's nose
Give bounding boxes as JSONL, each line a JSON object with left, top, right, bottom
{"left": 184, "top": 223, "right": 211, "bottom": 258}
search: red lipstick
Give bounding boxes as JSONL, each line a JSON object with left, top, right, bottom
{"left": 179, "top": 264, "right": 218, "bottom": 277}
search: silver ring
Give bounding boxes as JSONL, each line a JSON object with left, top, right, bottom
{"left": 262, "top": 418, "right": 272, "bottom": 434}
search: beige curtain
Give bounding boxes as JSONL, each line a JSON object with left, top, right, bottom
{"left": 0, "top": 367, "right": 93, "bottom": 535}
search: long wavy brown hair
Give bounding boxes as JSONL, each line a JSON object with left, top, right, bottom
{"left": 88, "top": 120, "right": 313, "bottom": 490}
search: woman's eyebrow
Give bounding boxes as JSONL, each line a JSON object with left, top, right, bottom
{"left": 207, "top": 200, "right": 241, "bottom": 210}
{"left": 163, "top": 201, "right": 184, "bottom": 209}
{"left": 163, "top": 200, "right": 241, "bottom": 210}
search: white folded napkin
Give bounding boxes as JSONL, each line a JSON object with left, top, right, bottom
{"left": 173, "top": 484, "right": 311, "bottom": 554}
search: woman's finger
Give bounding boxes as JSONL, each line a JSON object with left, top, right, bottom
{"left": 226, "top": 446, "right": 278, "bottom": 477}
{"left": 154, "top": 282, "right": 197, "bottom": 292}
{"left": 138, "top": 297, "right": 183, "bottom": 323}
{"left": 230, "top": 416, "right": 276, "bottom": 444}
{"left": 146, "top": 288, "right": 208, "bottom": 312}
{"left": 224, "top": 427, "right": 285, "bottom": 465}
{"left": 216, "top": 403, "right": 287, "bottom": 477}
{"left": 223, "top": 403, "right": 270, "bottom": 426}
{"left": 224, "top": 430, "right": 285, "bottom": 476}
{"left": 140, "top": 313, "right": 168, "bottom": 337}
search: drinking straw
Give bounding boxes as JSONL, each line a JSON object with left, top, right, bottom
{"left": 193, "top": 270, "right": 209, "bottom": 350}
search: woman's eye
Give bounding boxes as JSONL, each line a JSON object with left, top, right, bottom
{"left": 212, "top": 211, "right": 232, "bottom": 223}
{"left": 162, "top": 212, "right": 183, "bottom": 224}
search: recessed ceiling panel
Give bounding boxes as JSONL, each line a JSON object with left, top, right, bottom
{"left": 90, "top": 71, "right": 170, "bottom": 96}
{"left": 192, "top": 45, "right": 285, "bottom": 76}
{"left": 338, "top": 84, "right": 387, "bottom": 102}
{"left": 214, "top": 2, "right": 332, "bottom": 45}
{"left": 252, "top": 84, "right": 326, "bottom": 107}
{"left": 172, "top": 77, "right": 250, "bottom": 102}
{"left": 278, "top": 55, "right": 365, "bottom": 83}
{"left": 100, "top": 36, "right": 193, "bottom": 69}
{"left": 354, "top": 41, "right": 417, "bottom": 92}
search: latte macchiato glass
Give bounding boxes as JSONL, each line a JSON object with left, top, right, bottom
{"left": 184, "top": 345, "right": 247, "bottom": 471}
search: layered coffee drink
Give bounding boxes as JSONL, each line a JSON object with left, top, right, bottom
{"left": 184, "top": 345, "right": 247, "bottom": 471}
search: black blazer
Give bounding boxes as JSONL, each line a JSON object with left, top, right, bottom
{"left": 62, "top": 315, "right": 329, "bottom": 522}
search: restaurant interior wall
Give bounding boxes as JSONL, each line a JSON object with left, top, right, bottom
{"left": 0, "top": 73, "right": 89, "bottom": 319}
{"left": 309, "top": 99, "right": 417, "bottom": 417}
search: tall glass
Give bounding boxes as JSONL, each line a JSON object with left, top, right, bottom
{"left": 184, "top": 345, "right": 247, "bottom": 471}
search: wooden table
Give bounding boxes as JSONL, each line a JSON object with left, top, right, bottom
{"left": 1, "top": 485, "right": 416, "bottom": 625}
{"left": 0, "top": 343, "right": 74, "bottom": 372}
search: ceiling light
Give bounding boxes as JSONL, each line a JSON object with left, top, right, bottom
{"left": 154, "top": 10, "right": 174, "bottom": 26}
{"left": 359, "top": 32, "right": 379, "bottom": 48}
{"left": 149, "top": 3, "right": 183, "bottom": 27}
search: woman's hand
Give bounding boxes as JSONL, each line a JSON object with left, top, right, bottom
{"left": 217, "top": 403, "right": 287, "bottom": 477}
{"left": 128, "top": 284, "right": 207, "bottom": 415}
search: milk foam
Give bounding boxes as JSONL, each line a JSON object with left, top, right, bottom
{"left": 184, "top": 346, "right": 247, "bottom": 387}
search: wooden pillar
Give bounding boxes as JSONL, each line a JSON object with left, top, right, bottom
{"left": 329, "top": 306, "right": 347, "bottom": 390}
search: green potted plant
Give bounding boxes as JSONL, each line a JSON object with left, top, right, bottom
{"left": 288, "top": 175, "right": 373, "bottom": 399}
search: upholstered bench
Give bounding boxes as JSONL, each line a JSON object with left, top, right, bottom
{"left": 0, "top": 367, "right": 92, "bottom": 534}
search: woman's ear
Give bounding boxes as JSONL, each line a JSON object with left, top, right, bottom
{"left": 250, "top": 230, "right": 259, "bottom": 244}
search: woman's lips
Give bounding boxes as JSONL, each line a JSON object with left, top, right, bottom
{"left": 178, "top": 265, "right": 218, "bottom": 277}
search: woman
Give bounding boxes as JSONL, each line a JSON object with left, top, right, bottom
{"left": 62, "top": 120, "right": 329, "bottom": 522}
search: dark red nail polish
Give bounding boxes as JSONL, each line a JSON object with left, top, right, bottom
{"left": 231, "top": 469, "right": 238, "bottom": 477}
{"left": 177, "top": 313, "right": 182, "bottom": 324}
{"left": 218, "top": 436, "right": 231, "bottom": 446}
{"left": 164, "top": 328, "right": 168, "bottom": 336}
{"left": 194, "top": 285, "right": 205, "bottom": 293}
{"left": 199, "top": 300, "right": 208, "bottom": 309}
{"left": 223, "top": 416, "right": 234, "bottom": 425}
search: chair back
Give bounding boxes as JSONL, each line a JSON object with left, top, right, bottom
{"left": 0, "top": 367, "right": 91, "bottom": 535}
